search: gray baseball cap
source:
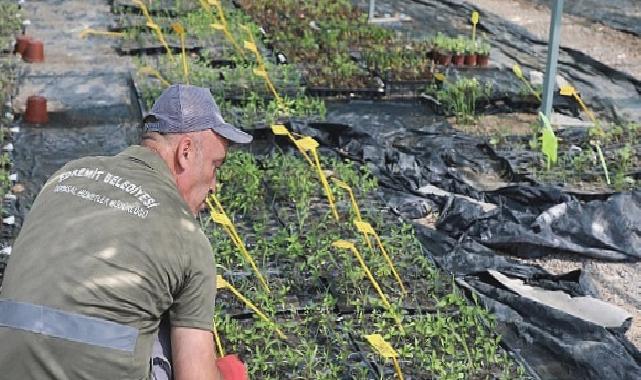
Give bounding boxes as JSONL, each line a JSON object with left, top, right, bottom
{"left": 143, "top": 84, "right": 252, "bottom": 144}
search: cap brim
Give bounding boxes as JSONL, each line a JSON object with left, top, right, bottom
{"left": 212, "top": 123, "right": 253, "bottom": 144}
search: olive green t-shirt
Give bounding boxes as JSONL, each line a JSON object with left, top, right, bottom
{"left": 0, "top": 146, "right": 216, "bottom": 379}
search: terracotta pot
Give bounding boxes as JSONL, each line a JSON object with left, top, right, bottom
{"left": 437, "top": 52, "right": 452, "bottom": 66}
{"left": 24, "top": 95, "right": 48, "bottom": 124}
{"left": 464, "top": 54, "right": 477, "bottom": 66}
{"left": 14, "top": 35, "right": 32, "bottom": 55}
{"left": 477, "top": 54, "right": 490, "bottom": 67}
{"left": 453, "top": 54, "right": 465, "bottom": 66}
{"left": 23, "top": 39, "right": 44, "bottom": 63}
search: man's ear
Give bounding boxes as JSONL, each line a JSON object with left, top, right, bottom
{"left": 175, "top": 135, "right": 195, "bottom": 172}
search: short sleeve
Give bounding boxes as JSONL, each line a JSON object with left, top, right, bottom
{"left": 169, "top": 235, "right": 216, "bottom": 331}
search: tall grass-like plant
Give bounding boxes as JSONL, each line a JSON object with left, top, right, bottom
{"left": 433, "top": 78, "right": 492, "bottom": 124}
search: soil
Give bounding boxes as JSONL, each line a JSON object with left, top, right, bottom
{"left": 467, "top": 0, "right": 641, "bottom": 350}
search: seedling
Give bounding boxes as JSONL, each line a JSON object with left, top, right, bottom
{"left": 216, "top": 275, "right": 287, "bottom": 339}
{"left": 332, "top": 240, "right": 391, "bottom": 308}
{"left": 354, "top": 220, "right": 407, "bottom": 295}
{"left": 559, "top": 86, "right": 611, "bottom": 184}
{"left": 364, "top": 334, "right": 404, "bottom": 380}
{"left": 207, "top": 195, "right": 271, "bottom": 293}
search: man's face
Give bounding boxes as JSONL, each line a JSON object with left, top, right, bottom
{"left": 178, "top": 130, "right": 227, "bottom": 215}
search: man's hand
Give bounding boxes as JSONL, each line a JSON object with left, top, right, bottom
{"left": 171, "top": 327, "right": 221, "bottom": 380}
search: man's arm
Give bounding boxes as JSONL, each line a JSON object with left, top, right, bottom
{"left": 171, "top": 327, "right": 221, "bottom": 380}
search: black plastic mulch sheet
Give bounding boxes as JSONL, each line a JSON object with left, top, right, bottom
{"left": 286, "top": 99, "right": 641, "bottom": 379}
{"left": 531, "top": 0, "right": 641, "bottom": 37}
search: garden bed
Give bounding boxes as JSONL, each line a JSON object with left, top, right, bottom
{"left": 119, "top": 1, "right": 641, "bottom": 378}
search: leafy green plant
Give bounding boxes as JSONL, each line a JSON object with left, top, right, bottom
{"left": 430, "top": 78, "right": 493, "bottom": 124}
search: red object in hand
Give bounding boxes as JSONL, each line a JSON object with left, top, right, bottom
{"left": 216, "top": 354, "right": 248, "bottom": 380}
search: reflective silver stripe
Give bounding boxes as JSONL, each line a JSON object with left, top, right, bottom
{"left": 0, "top": 299, "right": 138, "bottom": 352}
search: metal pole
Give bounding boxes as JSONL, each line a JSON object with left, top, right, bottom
{"left": 369, "top": 0, "right": 375, "bottom": 21}
{"left": 541, "top": 0, "right": 564, "bottom": 119}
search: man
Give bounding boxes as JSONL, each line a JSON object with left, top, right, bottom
{"left": 0, "top": 84, "right": 249, "bottom": 379}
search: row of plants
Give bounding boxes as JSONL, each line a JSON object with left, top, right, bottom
{"left": 204, "top": 149, "right": 528, "bottom": 379}
{"left": 493, "top": 119, "right": 640, "bottom": 192}
{"left": 431, "top": 33, "right": 491, "bottom": 67}
{"left": 134, "top": 56, "right": 326, "bottom": 129}
{"left": 123, "top": 2, "right": 532, "bottom": 377}
{"left": 234, "top": 0, "right": 492, "bottom": 92}
{"left": 116, "top": 0, "right": 493, "bottom": 97}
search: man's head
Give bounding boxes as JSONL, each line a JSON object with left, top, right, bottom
{"left": 141, "top": 84, "right": 252, "bottom": 214}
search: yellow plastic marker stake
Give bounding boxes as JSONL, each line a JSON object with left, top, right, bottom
{"left": 242, "top": 27, "right": 266, "bottom": 68}
{"left": 364, "top": 334, "right": 404, "bottom": 380}
{"left": 512, "top": 64, "right": 541, "bottom": 101}
{"left": 79, "top": 28, "right": 124, "bottom": 38}
{"left": 207, "top": 197, "right": 270, "bottom": 293}
{"left": 243, "top": 40, "right": 258, "bottom": 54}
{"left": 132, "top": 0, "right": 152, "bottom": 22}
{"left": 471, "top": 11, "right": 479, "bottom": 41}
{"left": 271, "top": 124, "right": 314, "bottom": 166}
{"left": 207, "top": 0, "right": 245, "bottom": 60}
{"left": 296, "top": 137, "right": 339, "bottom": 221}
{"left": 212, "top": 316, "right": 225, "bottom": 358}
{"left": 146, "top": 21, "right": 174, "bottom": 61}
{"left": 559, "top": 85, "right": 597, "bottom": 124}
{"left": 332, "top": 240, "right": 391, "bottom": 308}
{"left": 332, "top": 178, "right": 363, "bottom": 222}
{"left": 560, "top": 86, "right": 608, "bottom": 183}
{"left": 253, "top": 68, "right": 282, "bottom": 104}
{"left": 138, "top": 66, "right": 171, "bottom": 87}
{"left": 216, "top": 276, "right": 287, "bottom": 339}
{"left": 171, "top": 22, "right": 189, "bottom": 83}
{"left": 354, "top": 221, "right": 407, "bottom": 295}
{"left": 198, "top": 0, "right": 211, "bottom": 11}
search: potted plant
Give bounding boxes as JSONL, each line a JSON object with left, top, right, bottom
{"left": 452, "top": 36, "right": 466, "bottom": 66}
{"left": 434, "top": 34, "right": 453, "bottom": 66}
{"left": 464, "top": 39, "right": 477, "bottom": 66}
{"left": 477, "top": 39, "right": 491, "bottom": 67}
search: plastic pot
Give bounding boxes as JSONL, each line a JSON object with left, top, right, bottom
{"left": 24, "top": 95, "right": 48, "bottom": 124}
{"left": 23, "top": 39, "right": 44, "bottom": 63}
{"left": 464, "top": 54, "right": 477, "bottom": 66}
{"left": 14, "top": 35, "right": 32, "bottom": 55}
{"left": 477, "top": 54, "right": 490, "bottom": 67}
{"left": 453, "top": 54, "right": 465, "bottom": 66}
{"left": 437, "top": 52, "right": 452, "bottom": 66}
